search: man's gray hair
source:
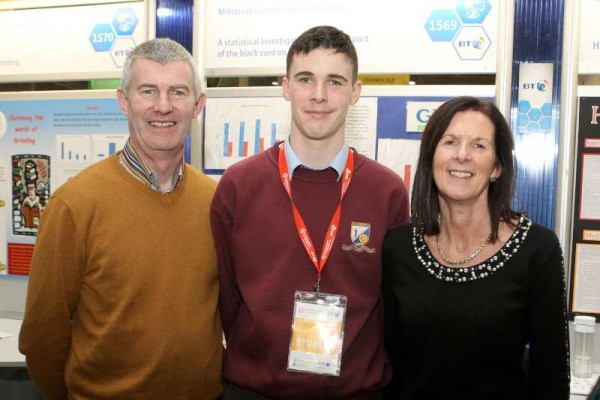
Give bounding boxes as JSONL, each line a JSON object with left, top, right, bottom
{"left": 120, "top": 38, "right": 202, "bottom": 99}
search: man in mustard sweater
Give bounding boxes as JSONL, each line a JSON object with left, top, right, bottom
{"left": 19, "top": 38, "right": 223, "bottom": 399}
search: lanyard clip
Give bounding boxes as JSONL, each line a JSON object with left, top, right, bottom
{"left": 313, "top": 280, "right": 321, "bottom": 296}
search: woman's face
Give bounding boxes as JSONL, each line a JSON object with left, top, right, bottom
{"left": 432, "top": 110, "right": 501, "bottom": 207}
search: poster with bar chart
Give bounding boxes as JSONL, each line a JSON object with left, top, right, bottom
{"left": 54, "top": 133, "right": 128, "bottom": 189}
{"left": 91, "top": 134, "right": 128, "bottom": 163}
{"left": 204, "top": 96, "right": 291, "bottom": 172}
{"left": 0, "top": 91, "right": 129, "bottom": 277}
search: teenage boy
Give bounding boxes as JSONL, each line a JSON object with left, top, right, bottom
{"left": 211, "top": 26, "right": 409, "bottom": 399}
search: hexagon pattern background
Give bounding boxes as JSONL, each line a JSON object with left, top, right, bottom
{"left": 423, "top": 0, "right": 492, "bottom": 61}
{"left": 89, "top": 7, "right": 139, "bottom": 68}
{"left": 518, "top": 99, "right": 553, "bottom": 133}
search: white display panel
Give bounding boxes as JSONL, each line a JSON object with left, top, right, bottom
{"left": 579, "top": 0, "right": 600, "bottom": 74}
{"left": 0, "top": 1, "right": 147, "bottom": 82}
{"left": 202, "top": 0, "right": 499, "bottom": 76}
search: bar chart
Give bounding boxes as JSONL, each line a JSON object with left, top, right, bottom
{"left": 91, "top": 134, "right": 128, "bottom": 162}
{"left": 56, "top": 135, "right": 90, "bottom": 163}
{"left": 56, "top": 134, "right": 128, "bottom": 164}
{"left": 222, "top": 119, "right": 278, "bottom": 158}
{"left": 204, "top": 96, "right": 290, "bottom": 171}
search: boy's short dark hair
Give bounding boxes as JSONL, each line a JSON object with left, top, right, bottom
{"left": 286, "top": 26, "right": 358, "bottom": 82}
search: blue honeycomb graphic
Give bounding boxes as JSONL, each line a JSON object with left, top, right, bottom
{"left": 424, "top": 9, "right": 461, "bottom": 42}
{"left": 518, "top": 100, "right": 552, "bottom": 133}
{"left": 424, "top": 2, "right": 493, "bottom": 61}
{"left": 89, "top": 23, "right": 116, "bottom": 52}
{"left": 112, "top": 7, "right": 139, "bottom": 36}
{"left": 89, "top": 7, "right": 139, "bottom": 67}
{"left": 456, "top": 0, "right": 492, "bottom": 24}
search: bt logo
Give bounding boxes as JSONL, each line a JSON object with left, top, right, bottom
{"left": 473, "top": 37, "right": 486, "bottom": 49}
{"left": 536, "top": 80, "right": 549, "bottom": 92}
{"left": 523, "top": 80, "right": 549, "bottom": 92}
{"left": 458, "top": 37, "right": 485, "bottom": 49}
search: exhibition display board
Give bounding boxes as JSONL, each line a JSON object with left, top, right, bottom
{"left": 569, "top": 88, "right": 600, "bottom": 319}
{"left": 0, "top": 90, "right": 128, "bottom": 278}
{"left": 0, "top": 0, "right": 147, "bottom": 82}
{"left": 578, "top": 0, "right": 600, "bottom": 74}
{"left": 201, "top": 0, "right": 499, "bottom": 76}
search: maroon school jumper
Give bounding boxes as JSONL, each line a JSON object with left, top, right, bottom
{"left": 211, "top": 144, "right": 409, "bottom": 400}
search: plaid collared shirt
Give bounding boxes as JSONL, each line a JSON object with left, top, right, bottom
{"left": 117, "top": 140, "right": 184, "bottom": 194}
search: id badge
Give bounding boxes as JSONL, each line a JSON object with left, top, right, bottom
{"left": 287, "top": 290, "right": 347, "bottom": 376}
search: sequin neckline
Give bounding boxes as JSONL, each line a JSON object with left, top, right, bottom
{"left": 412, "top": 216, "right": 532, "bottom": 283}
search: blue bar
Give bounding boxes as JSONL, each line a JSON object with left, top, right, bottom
{"left": 238, "top": 121, "right": 245, "bottom": 157}
{"left": 223, "top": 123, "right": 229, "bottom": 157}
{"left": 109, "top": 142, "right": 116, "bottom": 155}
{"left": 254, "top": 119, "right": 261, "bottom": 154}
{"left": 271, "top": 123, "right": 276, "bottom": 146}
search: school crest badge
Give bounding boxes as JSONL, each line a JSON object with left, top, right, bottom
{"left": 342, "top": 222, "right": 375, "bottom": 253}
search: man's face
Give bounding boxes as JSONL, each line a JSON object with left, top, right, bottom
{"left": 117, "top": 58, "right": 205, "bottom": 164}
{"left": 282, "top": 48, "right": 361, "bottom": 144}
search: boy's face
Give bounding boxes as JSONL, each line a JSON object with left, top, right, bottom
{"left": 282, "top": 48, "right": 361, "bottom": 144}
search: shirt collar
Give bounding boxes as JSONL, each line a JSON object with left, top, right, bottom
{"left": 284, "top": 137, "right": 348, "bottom": 181}
{"left": 120, "top": 139, "right": 184, "bottom": 193}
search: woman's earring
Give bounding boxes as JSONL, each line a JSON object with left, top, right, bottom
{"left": 490, "top": 176, "right": 497, "bottom": 183}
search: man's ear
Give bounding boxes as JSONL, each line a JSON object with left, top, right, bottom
{"left": 193, "top": 93, "right": 207, "bottom": 118}
{"left": 117, "top": 89, "right": 129, "bottom": 116}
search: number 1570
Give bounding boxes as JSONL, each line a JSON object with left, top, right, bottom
{"left": 91, "top": 32, "right": 115, "bottom": 43}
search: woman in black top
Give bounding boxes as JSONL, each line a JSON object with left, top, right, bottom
{"left": 383, "top": 96, "right": 570, "bottom": 399}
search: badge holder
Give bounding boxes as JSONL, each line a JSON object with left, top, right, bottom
{"left": 287, "top": 290, "right": 347, "bottom": 376}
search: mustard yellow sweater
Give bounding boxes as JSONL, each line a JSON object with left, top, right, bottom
{"left": 20, "top": 154, "right": 223, "bottom": 400}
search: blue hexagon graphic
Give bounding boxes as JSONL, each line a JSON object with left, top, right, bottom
{"left": 112, "top": 7, "right": 139, "bottom": 36}
{"left": 111, "top": 37, "right": 137, "bottom": 68}
{"left": 424, "top": 9, "right": 461, "bottom": 42}
{"left": 89, "top": 23, "right": 117, "bottom": 52}
{"left": 541, "top": 102, "right": 552, "bottom": 116}
{"left": 456, "top": 0, "right": 492, "bottom": 24}
{"left": 527, "top": 108, "right": 542, "bottom": 122}
{"left": 540, "top": 116, "right": 552, "bottom": 131}
{"left": 518, "top": 113, "right": 529, "bottom": 127}
{"left": 518, "top": 100, "right": 531, "bottom": 113}
{"left": 452, "top": 26, "right": 491, "bottom": 60}
{"left": 526, "top": 121, "right": 541, "bottom": 132}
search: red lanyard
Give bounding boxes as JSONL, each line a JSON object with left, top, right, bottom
{"left": 278, "top": 143, "right": 354, "bottom": 291}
